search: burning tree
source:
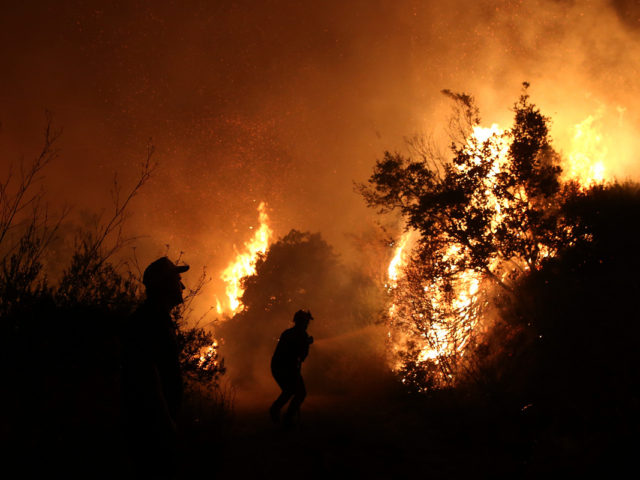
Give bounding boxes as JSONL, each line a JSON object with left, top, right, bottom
{"left": 218, "top": 229, "right": 386, "bottom": 392}
{"left": 218, "top": 230, "right": 342, "bottom": 386}
{"left": 360, "top": 84, "right": 573, "bottom": 390}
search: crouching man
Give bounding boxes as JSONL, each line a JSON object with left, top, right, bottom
{"left": 269, "top": 310, "right": 314, "bottom": 429}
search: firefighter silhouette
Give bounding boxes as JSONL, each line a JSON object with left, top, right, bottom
{"left": 269, "top": 310, "right": 314, "bottom": 428}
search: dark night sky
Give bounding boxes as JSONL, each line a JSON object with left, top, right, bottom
{"left": 1, "top": 0, "right": 639, "bottom": 312}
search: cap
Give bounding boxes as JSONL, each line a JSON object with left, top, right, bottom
{"left": 142, "top": 257, "right": 189, "bottom": 289}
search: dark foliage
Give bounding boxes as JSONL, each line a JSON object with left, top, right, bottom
{"left": 0, "top": 124, "right": 227, "bottom": 476}
{"left": 465, "top": 181, "right": 640, "bottom": 471}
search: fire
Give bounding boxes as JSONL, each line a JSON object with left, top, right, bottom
{"left": 467, "top": 125, "right": 511, "bottom": 232}
{"left": 564, "top": 113, "right": 608, "bottom": 188}
{"left": 197, "top": 339, "right": 220, "bottom": 368}
{"left": 219, "top": 202, "right": 272, "bottom": 314}
{"left": 385, "top": 127, "right": 505, "bottom": 385}
{"left": 386, "top": 238, "right": 484, "bottom": 382}
{"left": 387, "top": 232, "right": 413, "bottom": 289}
{"left": 385, "top": 114, "right": 614, "bottom": 389}
{"left": 471, "top": 124, "right": 504, "bottom": 146}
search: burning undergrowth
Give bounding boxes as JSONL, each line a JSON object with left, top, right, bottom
{"left": 361, "top": 84, "right": 624, "bottom": 392}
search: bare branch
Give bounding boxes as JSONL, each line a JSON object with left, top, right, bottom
{"left": 83, "top": 141, "right": 157, "bottom": 266}
{"left": 0, "top": 113, "right": 60, "bottom": 247}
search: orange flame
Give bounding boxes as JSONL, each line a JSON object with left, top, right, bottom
{"left": 386, "top": 111, "right": 615, "bottom": 388}
{"left": 384, "top": 125, "right": 517, "bottom": 385}
{"left": 197, "top": 339, "right": 220, "bottom": 368}
{"left": 386, "top": 238, "right": 482, "bottom": 375}
{"left": 564, "top": 113, "right": 608, "bottom": 188}
{"left": 219, "top": 202, "right": 272, "bottom": 314}
{"left": 387, "top": 232, "right": 413, "bottom": 290}
{"left": 386, "top": 114, "right": 614, "bottom": 387}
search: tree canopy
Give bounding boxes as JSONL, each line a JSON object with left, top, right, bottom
{"left": 360, "top": 84, "right": 566, "bottom": 292}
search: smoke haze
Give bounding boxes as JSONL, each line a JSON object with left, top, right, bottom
{"left": 2, "top": 0, "right": 639, "bottom": 326}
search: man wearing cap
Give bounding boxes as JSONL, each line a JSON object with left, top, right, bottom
{"left": 121, "top": 257, "right": 189, "bottom": 478}
{"left": 269, "top": 310, "right": 314, "bottom": 428}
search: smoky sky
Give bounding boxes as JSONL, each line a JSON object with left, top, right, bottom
{"left": 1, "top": 0, "right": 639, "bottom": 310}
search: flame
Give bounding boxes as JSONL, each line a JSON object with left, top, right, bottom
{"left": 468, "top": 125, "right": 512, "bottom": 232}
{"left": 386, "top": 111, "right": 616, "bottom": 389}
{"left": 387, "top": 240, "right": 483, "bottom": 377}
{"left": 220, "top": 202, "right": 272, "bottom": 314}
{"left": 564, "top": 113, "right": 608, "bottom": 188}
{"left": 385, "top": 114, "right": 613, "bottom": 389}
{"left": 384, "top": 125, "right": 516, "bottom": 387}
{"left": 387, "top": 232, "right": 412, "bottom": 289}
{"left": 471, "top": 123, "right": 504, "bottom": 145}
{"left": 196, "top": 339, "right": 222, "bottom": 370}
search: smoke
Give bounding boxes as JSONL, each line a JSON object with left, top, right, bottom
{"left": 1, "top": 0, "right": 639, "bottom": 359}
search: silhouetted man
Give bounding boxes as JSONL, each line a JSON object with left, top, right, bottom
{"left": 270, "top": 310, "right": 314, "bottom": 428}
{"left": 122, "top": 257, "right": 188, "bottom": 478}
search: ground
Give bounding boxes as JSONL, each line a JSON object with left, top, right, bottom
{"left": 179, "top": 389, "right": 530, "bottom": 479}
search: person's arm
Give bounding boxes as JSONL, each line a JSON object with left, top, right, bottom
{"left": 149, "top": 364, "right": 178, "bottom": 436}
{"left": 298, "top": 333, "right": 310, "bottom": 363}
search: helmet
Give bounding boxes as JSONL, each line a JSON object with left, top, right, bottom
{"left": 293, "top": 309, "right": 313, "bottom": 325}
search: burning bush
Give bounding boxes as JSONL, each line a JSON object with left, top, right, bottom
{"left": 358, "top": 84, "right": 640, "bottom": 468}
{"left": 359, "top": 84, "right": 607, "bottom": 391}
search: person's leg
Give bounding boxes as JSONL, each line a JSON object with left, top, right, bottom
{"left": 271, "top": 389, "right": 293, "bottom": 413}
{"left": 270, "top": 369, "right": 295, "bottom": 422}
{"left": 283, "top": 375, "right": 306, "bottom": 427}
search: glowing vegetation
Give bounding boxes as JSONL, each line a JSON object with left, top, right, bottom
{"left": 366, "top": 84, "right": 609, "bottom": 390}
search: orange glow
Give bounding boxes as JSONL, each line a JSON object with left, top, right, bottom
{"left": 219, "top": 202, "right": 273, "bottom": 314}
{"left": 386, "top": 238, "right": 483, "bottom": 381}
{"left": 385, "top": 127, "right": 506, "bottom": 384}
{"left": 386, "top": 231, "right": 413, "bottom": 290}
{"left": 564, "top": 113, "right": 608, "bottom": 188}
{"left": 196, "top": 339, "right": 221, "bottom": 369}
{"left": 385, "top": 114, "right": 617, "bottom": 388}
